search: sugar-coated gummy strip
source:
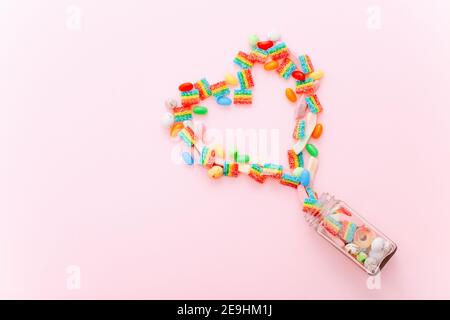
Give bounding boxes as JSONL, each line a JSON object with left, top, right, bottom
{"left": 267, "top": 42, "right": 289, "bottom": 60}
{"left": 340, "top": 221, "right": 357, "bottom": 243}
{"left": 194, "top": 78, "right": 212, "bottom": 100}
{"left": 248, "top": 164, "right": 266, "bottom": 183}
{"left": 280, "top": 173, "right": 301, "bottom": 188}
{"left": 262, "top": 163, "right": 283, "bottom": 178}
{"left": 298, "top": 54, "right": 314, "bottom": 74}
{"left": 305, "top": 94, "right": 323, "bottom": 114}
{"left": 234, "top": 51, "right": 254, "bottom": 69}
{"left": 233, "top": 89, "right": 252, "bottom": 105}
{"left": 249, "top": 47, "right": 268, "bottom": 63}
{"left": 223, "top": 161, "right": 239, "bottom": 177}
{"left": 305, "top": 186, "right": 318, "bottom": 200}
{"left": 210, "top": 81, "right": 230, "bottom": 98}
{"left": 293, "top": 112, "right": 317, "bottom": 154}
{"left": 322, "top": 215, "right": 342, "bottom": 236}
{"left": 181, "top": 89, "right": 200, "bottom": 106}
{"left": 277, "top": 58, "right": 297, "bottom": 79}
{"left": 237, "top": 69, "right": 254, "bottom": 89}
{"left": 287, "top": 149, "right": 304, "bottom": 169}
{"left": 172, "top": 106, "right": 193, "bottom": 123}
{"left": 295, "top": 79, "right": 315, "bottom": 95}
{"left": 178, "top": 127, "right": 196, "bottom": 147}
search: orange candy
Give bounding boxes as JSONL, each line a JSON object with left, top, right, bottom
{"left": 285, "top": 88, "right": 297, "bottom": 103}
{"left": 170, "top": 122, "right": 184, "bottom": 137}
{"left": 312, "top": 123, "right": 323, "bottom": 139}
{"left": 264, "top": 60, "right": 279, "bottom": 71}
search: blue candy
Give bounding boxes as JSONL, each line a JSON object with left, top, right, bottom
{"left": 181, "top": 151, "right": 194, "bottom": 165}
{"left": 300, "top": 169, "right": 310, "bottom": 187}
{"left": 216, "top": 96, "right": 232, "bottom": 106}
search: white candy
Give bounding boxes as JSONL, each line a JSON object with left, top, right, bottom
{"left": 369, "top": 249, "right": 385, "bottom": 262}
{"left": 345, "top": 243, "right": 359, "bottom": 255}
{"left": 383, "top": 241, "right": 394, "bottom": 253}
{"left": 267, "top": 32, "right": 281, "bottom": 42}
{"left": 371, "top": 237, "right": 385, "bottom": 252}
{"left": 364, "top": 257, "right": 379, "bottom": 273}
{"left": 165, "top": 98, "right": 178, "bottom": 110}
{"left": 293, "top": 167, "right": 304, "bottom": 177}
{"left": 161, "top": 112, "right": 174, "bottom": 128}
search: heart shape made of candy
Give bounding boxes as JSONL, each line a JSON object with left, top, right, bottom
{"left": 162, "top": 33, "right": 324, "bottom": 197}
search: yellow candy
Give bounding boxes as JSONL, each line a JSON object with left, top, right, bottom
{"left": 214, "top": 145, "right": 225, "bottom": 159}
{"left": 208, "top": 165, "right": 223, "bottom": 179}
{"left": 308, "top": 70, "right": 324, "bottom": 81}
{"left": 225, "top": 73, "right": 238, "bottom": 86}
{"left": 264, "top": 60, "right": 279, "bottom": 71}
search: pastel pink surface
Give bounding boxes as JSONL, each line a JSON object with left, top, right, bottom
{"left": 1, "top": 0, "right": 450, "bottom": 299}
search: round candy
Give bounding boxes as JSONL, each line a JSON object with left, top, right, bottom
{"left": 305, "top": 143, "right": 318, "bottom": 157}
{"left": 193, "top": 106, "right": 208, "bottom": 115}
{"left": 170, "top": 122, "right": 184, "bottom": 137}
{"left": 353, "top": 226, "right": 376, "bottom": 249}
{"left": 300, "top": 169, "right": 310, "bottom": 187}
{"left": 285, "top": 88, "right": 297, "bottom": 103}
{"left": 267, "top": 32, "right": 281, "bottom": 42}
{"left": 178, "top": 82, "right": 194, "bottom": 92}
{"left": 236, "top": 154, "right": 250, "bottom": 163}
{"left": 225, "top": 73, "right": 238, "bottom": 86}
{"left": 293, "top": 167, "right": 304, "bottom": 177}
{"left": 208, "top": 165, "right": 223, "bottom": 179}
{"left": 248, "top": 34, "right": 259, "bottom": 47}
{"left": 216, "top": 96, "right": 232, "bottom": 106}
{"left": 161, "top": 112, "right": 174, "bottom": 128}
{"left": 292, "top": 70, "right": 306, "bottom": 81}
{"left": 165, "top": 98, "right": 178, "bottom": 110}
{"left": 370, "top": 237, "right": 385, "bottom": 252}
{"left": 257, "top": 40, "right": 274, "bottom": 50}
{"left": 181, "top": 151, "right": 194, "bottom": 165}
{"left": 264, "top": 60, "right": 279, "bottom": 71}
{"left": 311, "top": 124, "right": 323, "bottom": 139}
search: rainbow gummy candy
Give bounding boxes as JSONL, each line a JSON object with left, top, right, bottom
{"left": 277, "top": 58, "right": 297, "bottom": 79}
{"left": 223, "top": 161, "right": 239, "bottom": 177}
{"left": 200, "top": 146, "right": 215, "bottom": 167}
{"left": 305, "top": 186, "right": 318, "bottom": 200}
{"left": 172, "top": 106, "right": 192, "bottom": 122}
{"left": 299, "top": 54, "right": 314, "bottom": 74}
{"left": 340, "top": 221, "right": 357, "bottom": 243}
{"left": 295, "top": 79, "right": 315, "bottom": 94}
{"left": 181, "top": 89, "right": 200, "bottom": 106}
{"left": 237, "top": 69, "right": 254, "bottom": 89}
{"left": 233, "top": 89, "right": 252, "bottom": 104}
{"left": 262, "top": 163, "right": 283, "bottom": 178}
{"left": 305, "top": 94, "right": 323, "bottom": 114}
{"left": 287, "top": 149, "right": 304, "bottom": 169}
{"left": 194, "top": 78, "right": 212, "bottom": 100}
{"left": 249, "top": 47, "right": 268, "bottom": 63}
{"left": 178, "top": 127, "right": 196, "bottom": 147}
{"left": 234, "top": 51, "right": 254, "bottom": 69}
{"left": 267, "top": 42, "right": 289, "bottom": 60}
{"left": 248, "top": 164, "right": 266, "bottom": 183}
{"left": 323, "top": 215, "right": 342, "bottom": 236}
{"left": 293, "top": 119, "right": 306, "bottom": 140}
{"left": 210, "top": 81, "right": 230, "bottom": 98}
{"left": 280, "top": 173, "right": 301, "bottom": 188}
{"left": 303, "top": 197, "right": 321, "bottom": 215}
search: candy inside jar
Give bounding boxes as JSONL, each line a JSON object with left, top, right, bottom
{"left": 303, "top": 193, "right": 397, "bottom": 275}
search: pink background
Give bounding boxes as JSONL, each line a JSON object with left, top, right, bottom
{"left": 1, "top": 0, "right": 450, "bottom": 299}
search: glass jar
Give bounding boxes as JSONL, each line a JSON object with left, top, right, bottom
{"left": 304, "top": 193, "right": 397, "bottom": 275}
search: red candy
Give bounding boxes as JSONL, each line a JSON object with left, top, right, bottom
{"left": 292, "top": 71, "right": 306, "bottom": 81}
{"left": 178, "top": 82, "right": 194, "bottom": 92}
{"left": 257, "top": 41, "right": 273, "bottom": 50}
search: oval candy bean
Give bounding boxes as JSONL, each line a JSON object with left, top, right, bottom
{"left": 170, "top": 122, "right": 184, "bottom": 137}
{"left": 308, "top": 70, "right": 324, "bottom": 81}
{"left": 312, "top": 124, "right": 323, "bottom": 139}
{"left": 208, "top": 166, "right": 223, "bottom": 179}
{"left": 193, "top": 106, "right": 208, "bottom": 115}
{"left": 225, "top": 73, "right": 238, "bottom": 86}
{"left": 216, "top": 96, "right": 232, "bottom": 106}
{"left": 292, "top": 70, "right": 306, "bottom": 81}
{"left": 264, "top": 60, "right": 279, "bottom": 71}
{"left": 300, "top": 169, "right": 310, "bottom": 187}
{"left": 306, "top": 143, "right": 319, "bottom": 157}
{"left": 257, "top": 40, "right": 274, "bottom": 50}
{"left": 248, "top": 34, "right": 259, "bottom": 47}
{"left": 182, "top": 151, "right": 194, "bottom": 165}
{"left": 178, "top": 82, "right": 194, "bottom": 92}
{"left": 236, "top": 154, "right": 250, "bottom": 163}
{"left": 285, "top": 88, "right": 297, "bottom": 103}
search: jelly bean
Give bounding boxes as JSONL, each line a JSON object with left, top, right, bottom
{"left": 182, "top": 151, "right": 194, "bottom": 165}
{"left": 293, "top": 167, "right": 304, "bottom": 177}
{"left": 178, "top": 82, "right": 194, "bottom": 92}
{"left": 231, "top": 150, "right": 239, "bottom": 161}
{"left": 300, "top": 169, "right": 310, "bottom": 187}
{"left": 170, "top": 122, "right": 184, "bottom": 137}
{"left": 308, "top": 70, "right": 324, "bottom": 81}
{"left": 214, "top": 145, "right": 225, "bottom": 159}
{"left": 305, "top": 143, "right": 318, "bottom": 157}
{"left": 257, "top": 40, "right": 273, "bottom": 50}
{"left": 208, "top": 165, "right": 223, "bottom": 179}
{"left": 236, "top": 154, "right": 250, "bottom": 163}
{"left": 161, "top": 112, "right": 174, "bottom": 128}
{"left": 165, "top": 98, "right": 178, "bottom": 110}
{"left": 216, "top": 96, "right": 232, "bottom": 106}
{"left": 248, "top": 34, "right": 259, "bottom": 47}
{"left": 264, "top": 60, "right": 279, "bottom": 71}
{"left": 267, "top": 32, "right": 281, "bottom": 42}
{"left": 312, "top": 123, "right": 323, "bottom": 139}
{"left": 193, "top": 106, "right": 208, "bottom": 115}
{"left": 356, "top": 252, "right": 368, "bottom": 263}
{"left": 292, "top": 70, "right": 306, "bottom": 81}
{"left": 285, "top": 88, "right": 297, "bottom": 103}
{"left": 225, "top": 73, "right": 238, "bottom": 86}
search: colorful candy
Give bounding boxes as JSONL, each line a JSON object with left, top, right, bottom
{"left": 170, "top": 122, "right": 184, "bottom": 137}
{"left": 340, "top": 221, "right": 357, "bottom": 243}
{"left": 181, "top": 89, "right": 200, "bottom": 107}
{"left": 292, "top": 70, "right": 306, "bottom": 81}
{"left": 200, "top": 146, "right": 215, "bottom": 167}
{"left": 233, "top": 89, "right": 252, "bottom": 105}
{"left": 178, "top": 127, "right": 196, "bottom": 147}
{"left": 299, "top": 169, "right": 310, "bottom": 187}
{"left": 193, "top": 106, "right": 208, "bottom": 115}
{"left": 194, "top": 78, "right": 212, "bottom": 100}
{"left": 181, "top": 151, "right": 194, "bottom": 166}
{"left": 257, "top": 40, "right": 273, "bottom": 50}
{"left": 236, "top": 154, "right": 250, "bottom": 163}
{"left": 225, "top": 73, "right": 238, "bottom": 86}
{"left": 208, "top": 165, "right": 223, "bottom": 179}
{"left": 223, "top": 161, "right": 239, "bottom": 177}
{"left": 303, "top": 197, "right": 321, "bottom": 215}
{"left": 178, "top": 82, "right": 194, "bottom": 92}
{"left": 293, "top": 119, "right": 306, "bottom": 140}
{"left": 305, "top": 94, "right": 323, "bottom": 114}
{"left": 353, "top": 226, "right": 376, "bottom": 249}
{"left": 172, "top": 106, "right": 193, "bottom": 123}
{"left": 287, "top": 149, "right": 304, "bottom": 169}
{"left": 308, "top": 70, "right": 324, "bottom": 80}
{"left": 280, "top": 173, "right": 301, "bottom": 188}
{"left": 248, "top": 34, "right": 259, "bottom": 47}
{"left": 249, "top": 47, "right": 269, "bottom": 64}
{"left": 217, "top": 96, "right": 232, "bottom": 106}
{"left": 248, "top": 164, "right": 266, "bottom": 183}
{"left": 234, "top": 51, "right": 254, "bottom": 69}
{"left": 285, "top": 88, "right": 297, "bottom": 102}
{"left": 295, "top": 79, "right": 315, "bottom": 94}
{"left": 276, "top": 58, "right": 297, "bottom": 79}
{"left": 210, "top": 81, "right": 230, "bottom": 98}
{"left": 312, "top": 124, "right": 323, "bottom": 139}
{"left": 264, "top": 60, "right": 279, "bottom": 71}
{"left": 322, "top": 215, "right": 342, "bottom": 236}
{"left": 267, "top": 42, "right": 289, "bottom": 60}
{"left": 262, "top": 163, "right": 283, "bottom": 178}
{"left": 237, "top": 69, "right": 254, "bottom": 89}
{"left": 305, "top": 143, "right": 318, "bottom": 157}
{"left": 298, "top": 54, "right": 314, "bottom": 74}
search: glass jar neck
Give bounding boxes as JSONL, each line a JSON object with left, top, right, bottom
{"left": 304, "top": 193, "right": 340, "bottom": 226}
